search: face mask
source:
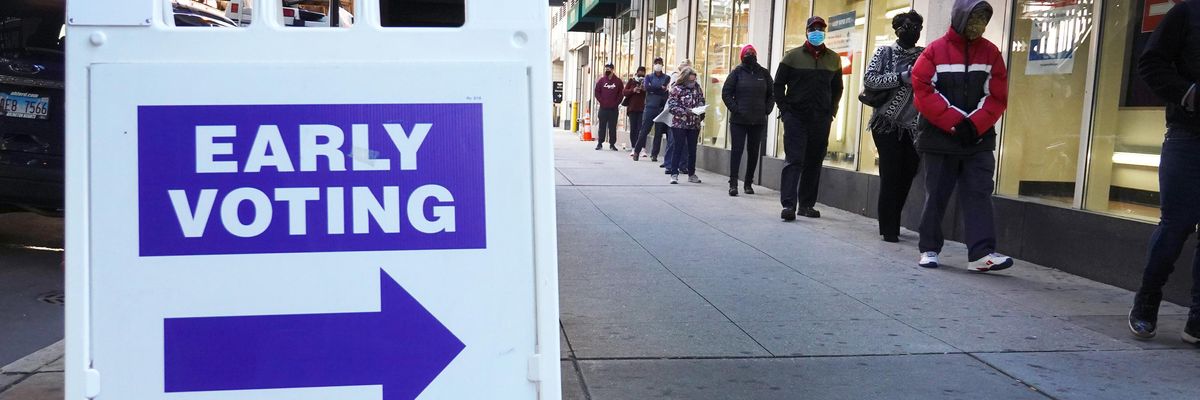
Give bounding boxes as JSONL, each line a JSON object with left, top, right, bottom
{"left": 964, "top": 9, "right": 990, "bottom": 40}
{"left": 807, "top": 31, "right": 826, "bottom": 46}
{"left": 604, "top": 69, "right": 613, "bottom": 76}
{"left": 742, "top": 55, "right": 758, "bottom": 65}
{"left": 653, "top": 64, "right": 664, "bottom": 73}
{"left": 897, "top": 30, "right": 921, "bottom": 47}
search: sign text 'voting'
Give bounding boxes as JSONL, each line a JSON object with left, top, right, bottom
{"left": 137, "top": 104, "right": 486, "bottom": 256}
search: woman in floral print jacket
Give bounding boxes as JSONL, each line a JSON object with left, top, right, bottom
{"left": 666, "top": 67, "right": 706, "bottom": 184}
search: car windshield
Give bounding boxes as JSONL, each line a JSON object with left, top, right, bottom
{"left": 0, "top": 16, "right": 64, "bottom": 57}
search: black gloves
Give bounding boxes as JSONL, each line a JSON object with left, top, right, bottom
{"left": 954, "top": 119, "right": 980, "bottom": 147}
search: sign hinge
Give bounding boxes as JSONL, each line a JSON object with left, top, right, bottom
{"left": 526, "top": 354, "right": 542, "bottom": 382}
{"left": 85, "top": 368, "right": 101, "bottom": 398}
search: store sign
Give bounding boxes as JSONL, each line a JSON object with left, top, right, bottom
{"left": 1142, "top": 0, "right": 1182, "bottom": 33}
{"left": 553, "top": 81, "right": 564, "bottom": 103}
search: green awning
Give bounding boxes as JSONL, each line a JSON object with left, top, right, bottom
{"left": 567, "top": 2, "right": 602, "bottom": 32}
{"left": 581, "top": 0, "right": 630, "bottom": 19}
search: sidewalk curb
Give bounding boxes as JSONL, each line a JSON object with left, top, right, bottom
{"left": 0, "top": 340, "right": 64, "bottom": 394}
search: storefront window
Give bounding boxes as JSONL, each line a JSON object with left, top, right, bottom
{"left": 996, "top": 0, "right": 1094, "bottom": 205}
{"left": 813, "top": 0, "right": 869, "bottom": 170}
{"left": 645, "top": 0, "right": 678, "bottom": 72}
{"left": 776, "top": 0, "right": 813, "bottom": 159}
{"left": 858, "top": 0, "right": 914, "bottom": 175}
{"left": 1084, "top": 0, "right": 1168, "bottom": 222}
{"left": 701, "top": 0, "right": 733, "bottom": 148}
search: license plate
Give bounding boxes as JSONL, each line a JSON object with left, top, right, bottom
{"left": 0, "top": 92, "right": 50, "bottom": 120}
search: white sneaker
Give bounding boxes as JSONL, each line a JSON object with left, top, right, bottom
{"left": 918, "top": 252, "right": 939, "bottom": 269}
{"left": 688, "top": 175, "right": 701, "bottom": 183}
{"left": 670, "top": 174, "right": 679, "bottom": 184}
{"left": 968, "top": 253, "right": 1014, "bottom": 272}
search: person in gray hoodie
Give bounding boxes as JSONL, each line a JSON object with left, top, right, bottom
{"left": 910, "top": 0, "right": 1013, "bottom": 272}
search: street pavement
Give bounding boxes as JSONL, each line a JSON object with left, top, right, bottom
{"left": 0, "top": 213, "right": 63, "bottom": 367}
{"left": 555, "top": 131, "right": 1200, "bottom": 399}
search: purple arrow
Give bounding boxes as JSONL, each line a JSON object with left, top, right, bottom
{"left": 164, "top": 269, "right": 465, "bottom": 399}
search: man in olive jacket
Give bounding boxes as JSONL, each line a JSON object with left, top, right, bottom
{"left": 774, "top": 16, "right": 844, "bottom": 221}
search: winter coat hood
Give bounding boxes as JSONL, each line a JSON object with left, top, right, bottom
{"left": 952, "top": 0, "right": 992, "bottom": 35}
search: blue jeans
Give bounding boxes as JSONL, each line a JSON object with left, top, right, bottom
{"left": 1139, "top": 131, "right": 1200, "bottom": 317}
{"left": 667, "top": 127, "right": 699, "bottom": 175}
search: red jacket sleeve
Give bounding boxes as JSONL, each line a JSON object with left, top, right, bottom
{"left": 594, "top": 80, "right": 602, "bottom": 101}
{"left": 911, "top": 46, "right": 966, "bottom": 133}
{"left": 968, "top": 46, "right": 1009, "bottom": 135}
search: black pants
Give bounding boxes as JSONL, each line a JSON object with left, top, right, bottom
{"left": 1138, "top": 132, "right": 1200, "bottom": 317}
{"left": 780, "top": 113, "right": 831, "bottom": 209}
{"left": 729, "top": 123, "right": 765, "bottom": 186}
{"left": 874, "top": 130, "right": 921, "bottom": 237}
{"left": 626, "top": 111, "right": 644, "bottom": 150}
{"left": 596, "top": 108, "right": 618, "bottom": 146}
{"left": 918, "top": 151, "right": 997, "bottom": 261}
{"left": 636, "top": 106, "right": 668, "bottom": 157}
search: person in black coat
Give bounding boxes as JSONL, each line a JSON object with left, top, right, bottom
{"left": 1129, "top": 0, "right": 1200, "bottom": 344}
{"left": 864, "top": 10, "right": 924, "bottom": 242}
{"left": 722, "top": 45, "right": 774, "bottom": 197}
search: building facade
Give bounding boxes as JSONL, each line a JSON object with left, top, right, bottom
{"left": 554, "top": 0, "right": 1194, "bottom": 305}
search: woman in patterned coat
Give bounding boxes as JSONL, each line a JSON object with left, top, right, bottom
{"left": 864, "top": 10, "right": 925, "bottom": 243}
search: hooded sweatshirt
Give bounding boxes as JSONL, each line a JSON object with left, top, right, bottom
{"left": 911, "top": 0, "right": 1008, "bottom": 155}
{"left": 595, "top": 73, "right": 625, "bottom": 110}
{"left": 1139, "top": 0, "right": 1200, "bottom": 134}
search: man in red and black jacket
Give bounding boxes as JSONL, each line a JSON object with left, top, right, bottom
{"left": 1129, "top": 0, "right": 1200, "bottom": 344}
{"left": 773, "top": 16, "right": 844, "bottom": 221}
{"left": 910, "top": 0, "right": 1013, "bottom": 273}
{"left": 594, "top": 63, "right": 624, "bottom": 151}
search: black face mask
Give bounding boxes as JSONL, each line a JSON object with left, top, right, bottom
{"left": 897, "top": 30, "right": 921, "bottom": 48}
{"left": 742, "top": 55, "right": 758, "bottom": 66}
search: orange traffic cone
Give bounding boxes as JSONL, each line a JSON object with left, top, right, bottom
{"left": 581, "top": 113, "right": 594, "bottom": 142}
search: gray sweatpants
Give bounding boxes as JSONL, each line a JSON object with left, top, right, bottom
{"left": 917, "top": 151, "right": 997, "bottom": 261}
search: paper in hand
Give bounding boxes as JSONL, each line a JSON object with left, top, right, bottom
{"left": 690, "top": 105, "right": 707, "bottom": 115}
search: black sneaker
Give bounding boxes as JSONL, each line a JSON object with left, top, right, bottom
{"left": 798, "top": 207, "right": 821, "bottom": 218}
{"left": 883, "top": 235, "right": 900, "bottom": 243}
{"left": 609, "top": 145, "right": 618, "bottom": 151}
{"left": 728, "top": 186, "right": 738, "bottom": 197}
{"left": 744, "top": 185, "right": 754, "bottom": 195}
{"left": 1128, "top": 290, "right": 1161, "bottom": 340}
{"left": 1184, "top": 316, "right": 1200, "bottom": 345}
{"left": 595, "top": 144, "right": 602, "bottom": 150}
{"left": 651, "top": 157, "right": 658, "bottom": 162}
{"left": 781, "top": 207, "right": 796, "bottom": 221}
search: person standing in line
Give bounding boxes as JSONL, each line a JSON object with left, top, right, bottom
{"left": 624, "top": 66, "right": 648, "bottom": 160}
{"left": 910, "top": 0, "right": 1013, "bottom": 272}
{"left": 594, "top": 62, "right": 624, "bottom": 151}
{"left": 774, "top": 16, "right": 843, "bottom": 221}
{"left": 659, "top": 59, "right": 694, "bottom": 172}
{"left": 636, "top": 57, "right": 671, "bottom": 163}
{"left": 665, "top": 67, "right": 705, "bottom": 184}
{"left": 1128, "top": 0, "right": 1200, "bottom": 344}
{"left": 722, "top": 44, "right": 774, "bottom": 197}
{"left": 864, "top": 10, "right": 925, "bottom": 243}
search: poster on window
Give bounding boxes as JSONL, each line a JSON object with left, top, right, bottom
{"left": 1025, "top": 3, "right": 1089, "bottom": 76}
{"left": 826, "top": 11, "right": 857, "bottom": 75}
{"left": 1142, "top": 0, "right": 1182, "bottom": 33}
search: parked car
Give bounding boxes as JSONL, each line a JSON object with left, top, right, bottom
{"left": 0, "top": 10, "right": 65, "bottom": 215}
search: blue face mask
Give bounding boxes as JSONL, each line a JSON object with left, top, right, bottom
{"left": 808, "top": 31, "right": 826, "bottom": 46}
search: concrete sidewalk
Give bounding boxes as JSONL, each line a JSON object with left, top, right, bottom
{"left": 555, "top": 131, "right": 1200, "bottom": 399}
{"left": 0, "top": 341, "right": 62, "bottom": 400}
